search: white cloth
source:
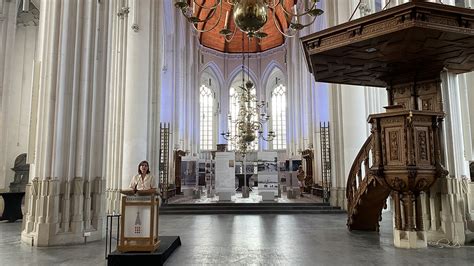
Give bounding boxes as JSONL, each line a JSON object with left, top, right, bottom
{"left": 129, "top": 174, "right": 155, "bottom": 190}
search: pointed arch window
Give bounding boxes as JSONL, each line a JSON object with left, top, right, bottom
{"left": 200, "top": 85, "right": 214, "bottom": 150}
{"left": 271, "top": 84, "right": 286, "bottom": 150}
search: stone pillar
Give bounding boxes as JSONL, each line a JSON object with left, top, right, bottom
{"left": 121, "top": 0, "right": 152, "bottom": 187}
{"left": 0, "top": 0, "right": 19, "bottom": 191}
{"left": 420, "top": 71, "right": 473, "bottom": 245}
{"left": 121, "top": 0, "right": 162, "bottom": 188}
{"left": 321, "top": 0, "right": 389, "bottom": 209}
{"left": 160, "top": 0, "right": 197, "bottom": 188}
{"left": 104, "top": 0, "right": 163, "bottom": 212}
{"left": 104, "top": 0, "right": 128, "bottom": 214}
{"left": 21, "top": 0, "right": 108, "bottom": 246}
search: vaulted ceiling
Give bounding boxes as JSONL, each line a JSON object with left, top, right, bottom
{"left": 194, "top": 1, "right": 296, "bottom": 53}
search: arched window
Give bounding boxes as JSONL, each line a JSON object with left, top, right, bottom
{"left": 228, "top": 83, "right": 258, "bottom": 151}
{"left": 200, "top": 85, "right": 214, "bottom": 150}
{"left": 271, "top": 84, "right": 286, "bottom": 150}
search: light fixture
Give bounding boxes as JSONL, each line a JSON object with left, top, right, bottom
{"left": 220, "top": 78, "right": 276, "bottom": 155}
{"left": 220, "top": 35, "right": 275, "bottom": 156}
{"left": 175, "top": 0, "right": 324, "bottom": 40}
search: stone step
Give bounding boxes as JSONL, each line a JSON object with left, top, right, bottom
{"left": 159, "top": 203, "right": 345, "bottom": 215}
{"left": 164, "top": 202, "right": 331, "bottom": 207}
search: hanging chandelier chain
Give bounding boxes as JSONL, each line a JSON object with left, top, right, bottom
{"left": 222, "top": 34, "right": 274, "bottom": 155}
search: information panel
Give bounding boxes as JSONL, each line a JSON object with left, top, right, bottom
{"left": 215, "top": 152, "right": 236, "bottom": 194}
{"left": 257, "top": 152, "right": 278, "bottom": 195}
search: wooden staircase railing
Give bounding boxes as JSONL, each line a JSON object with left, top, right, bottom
{"left": 346, "top": 134, "right": 391, "bottom": 231}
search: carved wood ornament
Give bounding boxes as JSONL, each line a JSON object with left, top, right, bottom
{"left": 302, "top": 1, "right": 474, "bottom": 233}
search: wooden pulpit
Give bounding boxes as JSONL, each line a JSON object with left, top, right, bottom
{"left": 117, "top": 190, "right": 160, "bottom": 252}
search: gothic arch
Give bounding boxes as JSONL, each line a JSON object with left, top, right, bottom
{"left": 200, "top": 61, "right": 224, "bottom": 91}
{"left": 262, "top": 64, "right": 286, "bottom": 101}
{"left": 261, "top": 60, "right": 286, "bottom": 88}
{"left": 227, "top": 64, "right": 258, "bottom": 91}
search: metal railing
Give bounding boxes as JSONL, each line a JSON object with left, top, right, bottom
{"left": 105, "top": 213, "right": 121, "bottom": 259}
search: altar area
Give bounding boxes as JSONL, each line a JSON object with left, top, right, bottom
{"left": 168, "top": 187, "right": 323, "bottom": 204}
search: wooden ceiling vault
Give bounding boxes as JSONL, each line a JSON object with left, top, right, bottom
{"left": 301, "top": 1, "right": 474, "bottom": 87}
{"left": 194, "top": 0, "right": 296, "bottom": 53}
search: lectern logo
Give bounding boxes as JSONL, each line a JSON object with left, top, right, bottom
{"left": 134, "top": 211, "right": 142, "bottom": 235}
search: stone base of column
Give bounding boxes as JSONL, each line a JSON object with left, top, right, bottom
{"left": 435, "top": 220, "right": 466, "bottom": 244}
{"left": 393, "top": 229, "right": 427, "bottom": 249}
{"left": 330, "top": 187, "right": 346, "bottom": 210}
{"left": 423, "top": 178, "right": 472, "bottom": 245}
{"left": 21, "top": 178, "right": 105, "bottom": 246}
{"left": 21, "top": 225, "right": 103, "bottom": 246}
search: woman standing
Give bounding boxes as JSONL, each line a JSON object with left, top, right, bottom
{"left": 129, "top": 160, "right": 156, "bottom": 193}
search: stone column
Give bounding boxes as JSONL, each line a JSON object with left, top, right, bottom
{"left": 122, "top": 0, "right": 150, "bottom": 186}
{"left": 104, "top": 0, "right": 163, "bottom": 212}
{"left": 104, "top": 0, "right": 128, "bottom": 213}
{"left": 120, "top": 0, "right": 162, "bottom": 188}
{"left": 21, "top": 0, "right": 108, "bottom": 246}
{"left": 422, "top": 71, "right": 472, "bottom": 244}
{"left": 160, "top": 1, "right": 198, "bottom": 188}
{"left": 0, "top": 0, "right": 19, "bottom": 192}
{"left": 325, "top": 0, "right": 387, "bottom": 209}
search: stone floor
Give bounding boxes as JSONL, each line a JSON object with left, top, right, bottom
{"left": 0, "top": 212, "right": 473, "bottom": 265}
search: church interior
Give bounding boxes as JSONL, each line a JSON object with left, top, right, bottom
{"left": 0, "top": 0, "right": 473, "bottom": 265}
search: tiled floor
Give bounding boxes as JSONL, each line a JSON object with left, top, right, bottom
{"left": 0, "top": 212, "right": 473, "bottom": 265}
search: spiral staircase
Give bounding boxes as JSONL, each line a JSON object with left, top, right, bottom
{"left": 346, "top": 135, "right": 391, "bottom": 231}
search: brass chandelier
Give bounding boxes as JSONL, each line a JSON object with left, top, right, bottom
{"left": 175, "top": 0, "right": 324, "bottom": 39}
{"left": 221, "top": 78, "right": 276, "bottom": 155}
{"left": 220, "top": 36, "right": 276, "bottom": 156}
{"left": 174, "top": 1, "right": 323, "bottom": 155}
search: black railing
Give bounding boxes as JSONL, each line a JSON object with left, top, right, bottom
{"left": 105, "top": 213, "right": 121, "bottom": 259}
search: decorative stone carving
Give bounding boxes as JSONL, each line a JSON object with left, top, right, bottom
{"left": 16, "top": 3, "right": 39, "bottom": 27}
{"left": 9, "top": 153, "right": 29, "bottom": 192}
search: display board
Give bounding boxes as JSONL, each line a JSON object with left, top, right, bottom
{"left": 215, "top": 152, "right": 236, "bottom": 193}
{"left": 180, "top": 156, "right": 197, "bottom": 186}
{"left": 285, "top": 159, "right": 302, "bottom": 188}
{"left": 257, "top": 152, "right": 279, "bottom": 195}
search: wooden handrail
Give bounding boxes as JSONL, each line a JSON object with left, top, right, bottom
{"left": 346, "top": 134, "right": 374, "bottom": 212}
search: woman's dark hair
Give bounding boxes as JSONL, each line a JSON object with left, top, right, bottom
{"left": 137, "top": 160, "right": 151, "bottom": 174}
